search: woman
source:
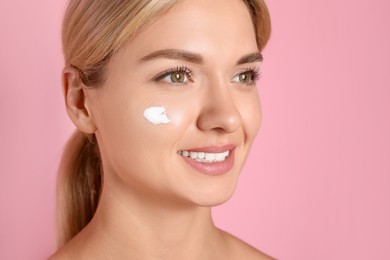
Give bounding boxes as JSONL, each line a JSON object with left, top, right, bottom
{"left": 50, "top": 0, "right": 272, "bottom": 259}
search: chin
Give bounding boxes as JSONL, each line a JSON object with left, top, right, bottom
{"left": 188, "top": 182, "right": 239, "bottom": 208}
{"left": 197, "top": 195, "right": 234, "bottom": 208}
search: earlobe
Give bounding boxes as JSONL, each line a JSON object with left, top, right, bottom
{"left": 62, "top": 67, "right": 97, "bottom": 134}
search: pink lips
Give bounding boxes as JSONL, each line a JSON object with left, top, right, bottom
{"left": 179, "top": 144, "right": 236, "bottom": 176}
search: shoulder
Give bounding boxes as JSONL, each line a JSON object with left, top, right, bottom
{"left": 220, "top": 229, "right": 276, "bottom": 260}
{"left": 47, "top": 250, "right": 67, "bottom": 260}
{"left": 47, "top": 238, "right": 83, "bottom": 260}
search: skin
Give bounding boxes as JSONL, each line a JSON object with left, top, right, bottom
{"left": 51, "top": 0, "right": 274, "bottom": 259}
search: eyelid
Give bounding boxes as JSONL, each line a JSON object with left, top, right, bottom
{"left": 151, "top": 65, "right": 260, "bottom": 86}
{"left": 231, "top": 66, "right": 261, "bottom": 85}
{"left": 152, "top": 66, "right": 194, "bottom": 83}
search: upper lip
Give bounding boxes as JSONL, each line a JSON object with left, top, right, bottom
{"left": 179, "top": 144, "right": 236, "bottom": 153}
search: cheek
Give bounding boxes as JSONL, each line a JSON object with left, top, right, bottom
{"left": 239, "top": 92, "right": 262, "bottom": 140}
{"left": 95, "top": 100, "right": 145, "bottom": 160}
{"left": 97, "top": 96, "right": 194, "bottom": 158}
{"left": 155, "top": 102, "right": 197, "bottom": 146}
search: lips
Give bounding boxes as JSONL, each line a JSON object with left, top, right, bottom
{"left": 178, "top": 144, "right": 236, "bottom": 175}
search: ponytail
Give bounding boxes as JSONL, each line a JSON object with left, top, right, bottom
{"left": 56, "top": 130, "right": 102, "bottom": 248}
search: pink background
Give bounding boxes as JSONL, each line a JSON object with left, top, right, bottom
{"left": 1, "top": 0, "right": 389, "bottom": 259}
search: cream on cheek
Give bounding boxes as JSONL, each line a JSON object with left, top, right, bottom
{"left": 143, "top": 106, "right": 171, "bottom": 125}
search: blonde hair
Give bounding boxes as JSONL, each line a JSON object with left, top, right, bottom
{"left": 58, "top": 0, "right": 271, "bottom": 248}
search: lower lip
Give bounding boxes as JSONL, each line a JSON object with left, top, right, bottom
{"left": 180, "top": 150, "right": 235, "bottom": 176}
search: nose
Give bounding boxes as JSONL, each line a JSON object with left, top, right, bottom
{"left": 196, "top": 79, "right": 241, "bottom": 133}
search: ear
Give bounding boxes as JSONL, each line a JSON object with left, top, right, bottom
{"left": 62, "top": 67, "right": 97, "bottom": 134}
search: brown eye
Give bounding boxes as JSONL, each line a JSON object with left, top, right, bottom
{"left": 154, "top": 66, "right": 193, "bottom": 85}
{"left": 170, "top": 71, "right": 186, "bottom": 83}
{"left": 232, "top": 68, "right": 261, "bottom": 86}
{"left": 238, "top": 71, "right": 253, "bottom": 84}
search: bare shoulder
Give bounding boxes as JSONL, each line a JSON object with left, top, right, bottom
{"left": 220, "top": 229, "right": 276, "bottom": 260}
{"left": 47, "top": 239, "right": 80, "bottom": 260}
{"left": 47, "top": 249, "right": 68, "bottom": 260}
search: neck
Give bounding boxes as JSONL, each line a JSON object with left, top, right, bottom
{"left": 76, "top": 180, "right": 224, "bottom": 259}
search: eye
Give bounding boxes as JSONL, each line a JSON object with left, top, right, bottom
{"left": 154, "top": 66, "right": 193, "bottom": 85}
{"left": 232, "top": 68, "right": 261, "bottom": 86}
{"left": 238, "top": 72, "right": 253, "bottom": 84}
{"left": 168, "top": 71, "right": 187, "bottom": 84}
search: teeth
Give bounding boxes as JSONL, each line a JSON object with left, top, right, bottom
{"left": 215, "top": 153, "right": 224, "bottom": 161}
{"left": 178, "top": 150, "right": 230, "bottom": 162}
{"left": 205, "top": 153, "right": 215, "bottom": 161}
{"left": 190, "top": 152, "right": 197, "bottom": 159}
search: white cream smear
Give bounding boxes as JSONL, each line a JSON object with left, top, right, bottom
{"left": 143, "top": 106, "right": 171, "bottom": 125}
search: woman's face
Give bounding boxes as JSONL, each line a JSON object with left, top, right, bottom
{"left": 87, "top": 0, "right": 262, "bottom": 206}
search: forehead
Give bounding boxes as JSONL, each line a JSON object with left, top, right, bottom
{"left": 121, "top": 0, "right": 258, "bottom": 65}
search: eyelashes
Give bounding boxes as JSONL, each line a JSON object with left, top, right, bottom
{"left": 153, "top": 65, "right": 261, "bottom": 86}
{"left": 233, "top": 67, "right": 262, "bottom": 86}
{"left": 152, "top": 66, "right": 193, "bottom": 85}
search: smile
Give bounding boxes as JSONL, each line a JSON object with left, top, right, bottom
{"left": 177, "top": 145, "right": 236, "bottom": 175}
{"left": 177, "top": 150, "right": 229, "bottom": 163}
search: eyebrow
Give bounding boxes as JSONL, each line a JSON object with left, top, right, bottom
{"left": 140, "top": 49, "right": 204, "bottom": 64}
{"left": 236, "top": 52, "right": 263, "bottom": 65}
{"left": 139, "top": 49, "right": 263, "bottom": 65}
